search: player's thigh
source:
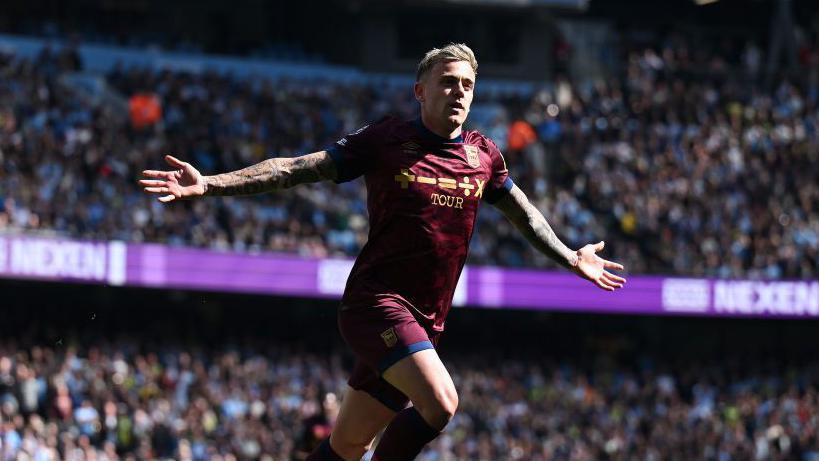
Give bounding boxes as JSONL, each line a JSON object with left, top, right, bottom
{"left": 381, "top": 348, "right": 458, "bottom": 427}
{"left": 330, "top": 386, "right": 396, "bottom": 452}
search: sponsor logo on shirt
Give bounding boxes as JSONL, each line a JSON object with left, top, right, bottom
{"left": 431, "top": 193, "right": 464, "bottom": 209}
{"left": 394, "top": 168, "right": 487, "bottom": 210}
{"left": 393, "top": 169, "right": 486, "bottom": 198}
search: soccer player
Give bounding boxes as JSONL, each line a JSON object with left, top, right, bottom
{"left": 140, "top": 43, "right": 626, "bottom": 461}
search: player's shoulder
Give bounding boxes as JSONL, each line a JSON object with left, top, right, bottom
{"left": 462, "top": 129, "right": 501, "bottom": 154}
{"left": 353, "top": 115, "right": 411, "bottom": 139}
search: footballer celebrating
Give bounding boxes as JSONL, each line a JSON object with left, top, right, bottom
{"left": 140, "top": 43, "right": 626, "bottom": 461}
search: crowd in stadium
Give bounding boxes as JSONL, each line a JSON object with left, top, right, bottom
{"left": 0, "top": 340, "right": 817, "bottom": 460}
{"left": 1, "top": 37, "right": 818, "bottom": 280}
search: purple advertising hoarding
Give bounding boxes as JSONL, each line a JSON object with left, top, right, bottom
{"left": 1, "top": 235, "right": 817, "bottom": 318}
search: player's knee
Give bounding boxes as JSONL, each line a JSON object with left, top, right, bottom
{"left": 420, "top": 386, "right": 459, "bottom": 430}
{"left": 441, "top": 386, "right": 459, "bottom": 421}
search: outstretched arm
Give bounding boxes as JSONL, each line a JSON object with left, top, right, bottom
{"left": 492, "top": 185, "right": 626, "bottom": 291}
{"left": 139, "top": 151, "right": 337, "bottom": 202}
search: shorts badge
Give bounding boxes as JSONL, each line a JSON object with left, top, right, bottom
{"left": 465, "top": 145, "right": 480, "bottom": 168}
{"left": 380, "top": 327, "right": 398, "bottom": 348}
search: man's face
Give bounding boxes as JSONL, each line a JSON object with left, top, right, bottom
{"left": 415, "top": 60, "right": 476, "bottom": 132}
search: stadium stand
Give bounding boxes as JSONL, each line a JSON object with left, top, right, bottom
{"left": 1, "top": 285, "right": 819, "bottom": 461}
{"left": 0, "top": 36, "right": 816, "bottom": 278}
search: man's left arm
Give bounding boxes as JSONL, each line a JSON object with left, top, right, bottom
{"left": 491, "top": 185, "right": 627, "bottom": 291}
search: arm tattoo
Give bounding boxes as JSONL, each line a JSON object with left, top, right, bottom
{"left": 203, "top": 151, "right": 337, "bottom": 196}
{"left": 493, "top": 186, "right": 578, "bottom": 270}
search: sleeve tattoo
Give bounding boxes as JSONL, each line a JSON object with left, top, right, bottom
{"left": 203, "top": 151, "right": 337, "bottom": 196}
{"left": 492, "top": 185, "right": 579, "bottom": 270}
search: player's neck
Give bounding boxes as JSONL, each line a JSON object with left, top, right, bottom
{"left": 417, "top": 115, "right": 463, "bottom": 142}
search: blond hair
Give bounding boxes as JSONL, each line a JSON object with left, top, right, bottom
{"left": 416, "top": 43, "right": 478, "bottom": 81}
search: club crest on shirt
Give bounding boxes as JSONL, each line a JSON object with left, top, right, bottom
{"left": 380, "top": 327, "right": 398, "bottom": 348}
{"left": 464, "top": 145, "right": 480, "bottom": 168}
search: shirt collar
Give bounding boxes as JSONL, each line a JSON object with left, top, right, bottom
{"left": 414, "top": 118, "right": 463, "bottom": 144}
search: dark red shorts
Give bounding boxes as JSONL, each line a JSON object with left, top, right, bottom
{"left": 338, "top": 302, "right": 440, "bottom": 412}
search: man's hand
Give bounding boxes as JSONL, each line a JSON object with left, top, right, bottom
{"left": 139, "top": 155, "right": 206, "bottom": 203}
{"left": 572, "top": 241, "right": 626, "bottom": 291}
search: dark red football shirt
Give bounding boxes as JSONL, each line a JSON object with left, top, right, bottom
{"left": 328, "top": 117, "right": 513, "bottom": 331}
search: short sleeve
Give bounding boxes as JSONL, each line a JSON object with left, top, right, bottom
{"left": 327, "top": 118, "right": 389, "bottom": 183}
{"left": 481, "top": 139, "right": 514, "bottom": 203}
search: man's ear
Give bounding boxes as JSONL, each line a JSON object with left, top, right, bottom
{"left": 413, "top": 81, "right": 425, "bottom": 103}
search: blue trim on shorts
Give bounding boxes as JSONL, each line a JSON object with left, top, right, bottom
{"left": 377, "top": 340, "right": 434, "bottom": 374}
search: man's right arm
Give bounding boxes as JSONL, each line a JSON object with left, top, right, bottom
{"left": 203, "top": 150, "right": 337, "bottom": 196}
{"left": 492, "top": 183, "right": 626, "bottom": 291}
{"left": 139, "top": 151, "right": 337, "bottom": 202}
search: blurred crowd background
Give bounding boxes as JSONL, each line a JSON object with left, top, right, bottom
{"left": 1, "top": 31, "right": 818, "bottom": 278}
{"left": 1, "top": 294, "right": 819, "bottom": 461}
{"left": 2, "top": 338, "right": 819, "bottom": 461}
